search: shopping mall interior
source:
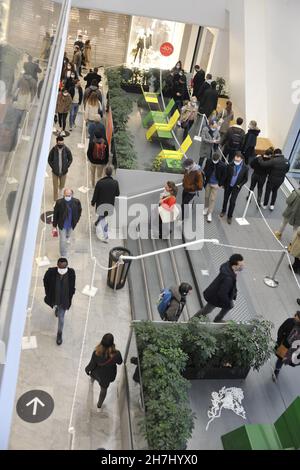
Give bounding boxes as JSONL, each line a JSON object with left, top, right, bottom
{"left": 1, "top": 0, "right": 300, "bottom": 452}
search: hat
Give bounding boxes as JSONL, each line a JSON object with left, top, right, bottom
{"left": 101, "top": 333, "right": 114, "bottom": 348}
{"left": 182, "top": 158, "right": 194, "bottom": 168}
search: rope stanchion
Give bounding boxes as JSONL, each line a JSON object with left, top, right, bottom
{"left": 264, "top": 251, "right": 287, "bottom": 288}
{"left": 194, "top": 114, "right": 205, "bottom": 142}
{"left": 236, "top": 190, "right": 254, "bottom": 226}
{"left": 68, "top": 427, "right": 75, "bottom": 450}
{"left": 77, "top": 115, "right": 86, "bottom": 149}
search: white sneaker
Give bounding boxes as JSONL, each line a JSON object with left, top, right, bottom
{"left": 203, "top": 208, "right": 208, "bottom": 216}
{"left": 262, "top": 205, "right": 267, "bottom": 209}
{"left": 207, "top": 213, "right": 212, "bottom": 223}
{"left": 269, "top": 205, "right": 275, "bottom": 211}
{"left": 61, "top": 131, "right": 66, "bottom": 137}
{"left": 66, "top": 238, "right": 71, "bottom": 244}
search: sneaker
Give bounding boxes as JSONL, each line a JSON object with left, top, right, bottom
{"left": 270, "top": 205, "right": 275, "bottom": 211}
{"left": 69, "top": 127, "right": 73, "bottom": 132}
{"left": 227, "top": 217, "right": 232, "bottom": 225}
{"left": 56, "top": 331, "right": 63, "bottom": 346}
{"left": 66, "top": 238, "right": 71, "bottom": 244}
{"left": 262, "top": 205, "right": 267, "bottom": 209}
{"left": 54, "top": 306, "right": 58, "bottom": 317}
{"left": 203, "top": 208, "right": 208, "bottom": 216}
{"left": 207, "top": 213, "right": 212, "bottom": 223}
{"left": 220, "top": 212, "right": 225, "bottom": 218}
{"left": 297, "top": 298, "right": 300, "bottom": 307}
{"left": 61, "top": 131, "right": 66, "bottom": 137}
{"left": 274, "top": 231, "right": 282, "bottom": 240}
{"left": 101, "top": 238, "right": 109, "bottom": 244}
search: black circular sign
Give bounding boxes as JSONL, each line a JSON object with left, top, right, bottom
{"left": 40, "top": 211, "right": 54, "bottom": 224}
{"left": 16, "top": 390, "right": 54, "bottom": 423}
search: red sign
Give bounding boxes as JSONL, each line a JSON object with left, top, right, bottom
{"left": 160, "top": 42, "right": 174, "bottom": 57}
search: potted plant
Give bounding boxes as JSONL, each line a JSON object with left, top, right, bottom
{"left": 215, "top": 76, "right": 230, "bottom": 98}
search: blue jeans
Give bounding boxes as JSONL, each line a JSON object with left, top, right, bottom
{"left": 69, "top": 103, "right": 79, "bottom": 128}
{"left": 95, "top": 215, "right": 108, "bottom": 240}
{"left": 59, "top": 228, "right": 73, "bottom": 256}
{"left": 57, "top": 306, "right": 66, "bottom": 334}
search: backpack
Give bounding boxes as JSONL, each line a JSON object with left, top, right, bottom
{"left": 157, "top": 288, "right": 173, "bottom": 320}
{"left": 92, "top": 140, "right": 106, "bottom": 161}
{"left": 229, "top": 129, "right": 243, "bottom": 150}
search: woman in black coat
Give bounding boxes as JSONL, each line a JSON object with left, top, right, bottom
{"left": 85, "top": 333, "right": 123, "bottom": 409}
{"left": 242, "top": 121, "right": 260, "bottom": 165}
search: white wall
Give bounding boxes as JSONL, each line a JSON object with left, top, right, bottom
{"left": 58, "top": 0, "right": 228, "bottom": 28}
{"left": 208, "top": 27, "right": 229, "bottom": 85}
{"left": 265, "top": 0, "right": 300, "bottom": 149}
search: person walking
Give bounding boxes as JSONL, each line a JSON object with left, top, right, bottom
{"left": 193, "top": 254, "right": 245, "bottom": 322}
{"left": 43, "top": 258, "right": 76, "bottom": 345}
{"left": 180, "top": 96, "right": 198, "bottom": 141}
{"left": 274, "top": 186, "right": 300, "bottom": 240}
{"left": 288, "top": 228, "right": 300, "bottom": 274}
{"left": 52, "top": 188, "right": 82, "bottom": 256}
{"left": 56, "top": 88, "right": 72, "bottom": 136}
{"left": 84, "top": 92, "right": 103, "bottom": 127}
{"left": 48, "top": 136, "right": 73, "bottom": 202}
{"left": 199, "top": 81, "right": 218, "bottom": 119}
{"left": 172, "top": 72, "right": 188, "bottom": 112}
{"left": 87, "top": 131, "right": 109, "bottom": 186}
{"left": 158, "top": 283, "right": 193, "bottom": 322}
{"left": 72, "top": 45, "right": 82, "bottom": 77}
{"left": 13, "top": 77, "right": 31, "bottom": 126}
{"left": 87, "top": 114, "right": 106, "bottom": 141}
{"left": 84, "top": 67, "right": 101, "bottom": 88}
{"left": 181, "top": 158, "right": 203, "bottom": 219}
{"left": 157, "top": 181, "right": 179, "bottom": 239}
{"left": 84, "top": 39, "right": 92, "bottom": 70}
{"left": 259, "top": 149, "right": 290, "bottom": 211}
{"left": 199, "top": 120, "right": 221, "bottom": 167}
{"left": 85, "top": 333, "right": 123, "bottom": 410}
{"left": 247, "top": 148, "right": 273, "bottom": 207}
{"left": 242, "top": 120, "right": 261, "bottom": 165}
{"left": 217, "top": 100, "right": 234, "bottom": 143}
{"left": 272, "top": 311, "right": 300, "bottom": 381}
{"left": 192, "top": 66, "right": 205, "bottom": 101}
{"left": 197, "top": 73, "right": 212, "bottom": 105}
{"left": 83, "top": 79, "right": 102, "bottom": 108}
{"left": 220, "top": 152, "right": 248, "bottom": 224}
{"left": 91, "top": 166, "right": 120, "bottom": 243}
{"left": 222, "top": 118, "right": 245, "bottom": 163}
{"left": 203, "top": 152, "right": 227, "bottom": 222}
{"left": 68, "top": 79, "right": 83, "bottom": 131}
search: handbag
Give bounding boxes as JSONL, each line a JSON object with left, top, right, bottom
{"left": 276, "top": 343, "right": 288, "bottom": 359}
{"left": 158, "top": 204, "right": 180, "bottom": 223}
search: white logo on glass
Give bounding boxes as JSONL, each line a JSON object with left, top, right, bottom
{"left": 206, "top": 387, "right": 247, "bottom": 431}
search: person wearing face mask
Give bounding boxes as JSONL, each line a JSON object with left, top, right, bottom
{"left": 55, "top": 88, "right": 72, "bottom": 136}
{"left": 247, "top": 147, "right": 273, "bottom": 207}
{"left": 43, "top": 258, "right": 76, "bottom": 345}
{"left": 222, "top": 117, "right": 245, "bottom": 163}
{"left": 203, "top": 152, "right": 227, "bottom": 222}
{"left": 193, "top": 254, "right": 245, "bottom": 322}
{"left": 180, "top": 96, "right": 199, "bottom": 141}
{"left": 53, "top": 188, "right": 82, "bottom": 257}
{"left": 199, "top": 120, "right": 221, "bottom": 167}
{"left": 48, "top": 136, "right": 73, "bottom": 202}
{"left": 68, "top": 79, "right": 83, "bottom": 131}
{"left": 221, "top": 152, "right": 248, "bottom": 224}
{"left": 181, "top": 158, "right": 203, "bottom": 219}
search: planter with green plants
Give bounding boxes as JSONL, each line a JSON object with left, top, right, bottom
{"left": 133, "top": 318, "right": 274, "bottom": 449}
{"left": 216, "top": 76, "right": 230, "bottom": 99}
{"left": 106, "top": 67, "right": 137, "bottom": 169}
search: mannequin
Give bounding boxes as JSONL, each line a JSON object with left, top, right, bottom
{"left": 134, "top": 29, "right": 145, "bottom": 63}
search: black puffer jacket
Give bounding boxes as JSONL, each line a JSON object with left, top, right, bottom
{"left": 85, "top": 350, "right": 123, "bottom": 388}
{"left": 204, "top": 262, "right": 237, "bottom": 309}
{"left": 203, "top": 159, "right": 227, "bottom": 187}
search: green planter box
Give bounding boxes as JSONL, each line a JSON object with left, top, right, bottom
{"left": 222, "top": 424, "right": 283, "bottom": 450}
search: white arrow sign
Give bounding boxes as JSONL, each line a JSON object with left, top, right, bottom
{"left": 26, "top": 397, "right": 45, "bottom": 416}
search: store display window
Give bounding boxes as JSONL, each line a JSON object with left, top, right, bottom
{"left": 126, "top": 16, "right": 185, "bottom": 69}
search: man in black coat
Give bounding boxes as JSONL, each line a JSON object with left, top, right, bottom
{"left": 192, "top": 66, "right": 205, "bottom": 99}
{"left": 199, "top": 81, "right": 218, "bottom": 119}
{"left": 221, "top": 152, "right": 248, "bottom": 224}
{"left": 222, "top": 117, "right": 245, "bottom": 162}
{"left": 91, "top": 166, "right": 120, "bottom": 242}
{"left": 203, "top": 153, "right": 227, "bottom": 222}
{"left": 273, "top": 311, "right": 300, "bottom": 381}
{"left": 248, "top": 148, "right": 273, "bottom": 206}
{"left": 53, "top": 188, "right": 82, "bottom": 256}
{"left": 197, "top": 73, "right": 212, "bottom": 104}
{"left": 259, "top": 148, "right": 290, "bottom": 210}
{"left": 84, "top": 67, "right": 102, "bottom": 88}
{"left": 193, "top": 254, "right": 244, "bottom": 322}
{"left": 48, "top": 136, "right": 73, "bottom": 201}
{"left": 43, "top": 258, "right": 76, "bottom": 345}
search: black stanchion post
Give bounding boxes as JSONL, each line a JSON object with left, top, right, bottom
{"left": 107, "top": 247, "right": 132, "bottom": 290}
{"left": 264, "top": 251, "right": 286, "bottom": 288}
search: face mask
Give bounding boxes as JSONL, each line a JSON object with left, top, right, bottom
{"left": 236, "top": 266, "right": 244, "bottom": 272}
{"left": 57, "top": 144, "right": 64, "bottom": 148}
{"left": 71, "top": 74, "right": 75, "bottom": 79}
{"left": 213, "top": 159, "right": 219, "bottom": 164}
{"left": 67, "top": 66, "right": 71, "bottom": 70}
{"left": 63, "top": 92, "right": 68, "bottom": 96}
{"left": 234, "top": 160, "right": 242, "bottom": 166}
{"left": 64, "top": 196, "right": 72, "bottom": 202}
{"left": 210, "top": 127, "right": 217, "bottom": 132}
{"left": 58, "top": 267, "right": 68, "bottom": 275}
{"left": 176, "top": 65, "right": 180, "bottom": 69}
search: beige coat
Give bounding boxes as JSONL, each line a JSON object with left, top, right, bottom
{"left": 289, "top": 229, "right": 300, "bottom": 258}
{"left": 56, "top": 92, "right": 72, "bottom": 114}
{"left": 84, "top": 44, "right": 92, "bottom": 65}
